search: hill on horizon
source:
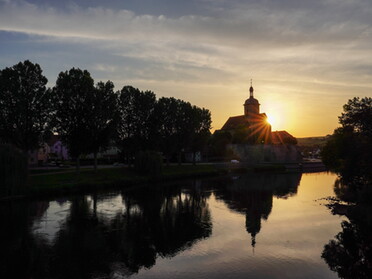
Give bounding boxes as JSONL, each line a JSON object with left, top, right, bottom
{"left": 296, "top": 136, "right": 329, "bottom": 147}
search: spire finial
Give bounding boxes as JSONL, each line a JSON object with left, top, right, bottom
{"left": 249, "top": 79, "right": 254, "bottom": 97}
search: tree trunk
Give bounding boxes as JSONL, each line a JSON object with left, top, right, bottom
{"left": 193, "top": 151, "right": 196, "bottom": 166}
{"left": 94, "top": 152, "right": 98, "bottom": 172}
{"left": 76, "top": 155, "right": 80, "bottom": 174}
{"left": 92, "top": 192, "right": 97, "bottom": 218}
{"left": 127, "top": 152, "right": 132, "bottom": 168}
{"left": 165, "top": 155, "right": 169, "bottom": 166}
{"left": 178, "top": 151, "right": 182, "bottom": 166}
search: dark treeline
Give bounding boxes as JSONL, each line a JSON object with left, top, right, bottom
{"left": 0, "top": 60, "right": 212, "bottom": 172}
{"left": 320, "top": 97, "right": 372, "bottom": 278}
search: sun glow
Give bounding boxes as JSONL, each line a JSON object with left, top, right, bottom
{"left": 265, "top": 113, "right": 284, "bottom": 130}
{"left": 266, "top": 114, "right": 276, "bottom": 127}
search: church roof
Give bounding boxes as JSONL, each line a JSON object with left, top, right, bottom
{"left": 221, "top": 115, "right": 249, "bottom": 130}
{"left": 221, "top": 114, "right": 267, "bottom": 130}
{"left": 271, "top": 131, "right": 297, "bottom": 145}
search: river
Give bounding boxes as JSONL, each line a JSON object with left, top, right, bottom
{"left": 1, "top": 172, "right": 348, "bottom": 278}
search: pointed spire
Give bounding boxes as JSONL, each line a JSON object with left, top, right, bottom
{"left": 249, "top": 79, "right": 254, "bottom": 97}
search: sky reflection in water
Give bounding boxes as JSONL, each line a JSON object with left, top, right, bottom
{"left": 2, "top": 172, "right": 345, "bottom": 278}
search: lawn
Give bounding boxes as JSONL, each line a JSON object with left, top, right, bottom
{"left": 29, "top": 164, "right": 219, "bottom": 195}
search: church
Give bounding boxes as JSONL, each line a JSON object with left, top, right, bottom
{"left": 218, "top": 83, "right": 297, "bottom": 145}
{"left": 216, "top": 83, "right": 300, "bottom": 163}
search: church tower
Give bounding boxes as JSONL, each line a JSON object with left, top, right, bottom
{"left": 244, "top": 83, "right": 260, "bottom": 117}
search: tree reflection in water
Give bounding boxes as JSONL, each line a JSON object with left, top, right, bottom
{"left": 0, "top": 182, "right": 212, "bottom": 279}
{"left": 322, "top": 174, "right": 372, "bottom": 279}
{"left": 0, "top": 200, "right": 50, "bottom": 278}
{"left": 213, "top": 173, "right": 302, "bottom": 247}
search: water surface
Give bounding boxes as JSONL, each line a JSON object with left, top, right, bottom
{"left": 1, "top": 172, "right": 346, "bottom": 278}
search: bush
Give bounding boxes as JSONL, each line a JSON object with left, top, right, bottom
{"left": 0, "top": 145, "right": 28, "bottom": 197}
{"left": 135, "top": 151, "right": 163, "bottom": 177}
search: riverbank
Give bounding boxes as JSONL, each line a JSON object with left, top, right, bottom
{"left": 27, "top": 165, "right": 220, "bottom": 197}
{"left": 1, "top": 162, "right": 325, "bottom": 200}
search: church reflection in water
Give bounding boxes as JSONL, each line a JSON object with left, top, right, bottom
{"left": 0, "top": 173, "right": 302, "bottom": 278}
{"left": 213, "top": 173, "right": 302, "bottom": 247}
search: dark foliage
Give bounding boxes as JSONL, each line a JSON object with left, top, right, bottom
{"left": 0, "top": 60, "right": 52, "bottom": 152}
{"left": 321, "top": 97, "right": 372, "bottom": 179}
{"left": 154, "top": 97, "right": 211, "bottom": 165}
{"left": 88, "top": 81, "right": 119, "bottom": 170}
{"left": 134, "top": 150, "right": 163, "bottom": 177}
{"left": 117, "top": 86, "right": 156, "bottom": 163}
{"left": 339, "top": 97, "right": 372, "bottom": 137}
{"left": 52, "top": 68, "right": 95, "bottom": 170}
{"left": 0, "top": 144, "right": 28, "bottom": 197}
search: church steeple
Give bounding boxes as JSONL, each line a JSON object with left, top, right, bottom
{"left": 249, "top": 79, "right": 254, "bottom": 97}
{"left": 244, "top": 80, "right": 260, "bottom": 117}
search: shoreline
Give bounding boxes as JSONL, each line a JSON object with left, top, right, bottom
{"left": 1, "top": 162, "right": 326, "bottom": 201}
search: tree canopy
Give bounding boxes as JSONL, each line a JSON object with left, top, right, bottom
{"left": 339, "top": 97, "right": 372, "bottom": 136}
{"left": 87, "top": 81, "right": 118, "bottom": 170}
{"left": 0, "top": 60, "right": 213, "bottom": 168}
{"left": 0, "top": 60, "right": 51, "bottom": 152}
{"left": 322, "top": 97, "right": 372, "bottom": 179}
{"left": 52, "top": 68, "right": 95, "bottom": 169}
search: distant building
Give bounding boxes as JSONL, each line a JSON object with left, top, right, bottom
{"left": 48, "top": 135, "right": 69, "bottom": 161}
{"left": 28, "top": 143, "right": 50, "bottom": 166}
{"left": 220, "top": 85, "right": 271, "bottom": 143}
{"left": 216, "top": 83, "right": 300, "bottom": 163}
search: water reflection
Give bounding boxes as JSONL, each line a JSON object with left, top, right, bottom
{"left": 0, "top": 184, "right": 212, "bottom": 279}
{"left": 322, "top": 175, "right": 372, "bottom": 278}
{"left": 1, "top": 172, "right": 348, "bottom": 279}
{"left": 0, "top": 200, "right": 50, "bottom": 278}
{"left": 214, "top": 173, "right": 301, "bottom": 247}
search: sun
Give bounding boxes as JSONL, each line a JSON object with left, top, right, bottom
{"left": 265, "top": 113, "right": 283, "bottom": 130}
{"left": 266, "top": 114, "right": 276, "bottom": 127}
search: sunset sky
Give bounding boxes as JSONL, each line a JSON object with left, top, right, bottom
{"left": 1, "top": 0, "right": 372, "bottom": 137}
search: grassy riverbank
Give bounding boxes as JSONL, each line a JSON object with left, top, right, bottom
{"left": 28, "top": 165, "right": 220, "bottom": 196}
{"left": 0, "top": 163, "right": 301, "bottom": 199}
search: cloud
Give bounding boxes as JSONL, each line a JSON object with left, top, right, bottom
{"left": 1, "top": 0, "right": 372, "bottom": 136}
{"left": 1, "top": 0, "right": 371, "bottom": 47}
{"left": 1, "top": 0, "right": 371, "bottom": 89}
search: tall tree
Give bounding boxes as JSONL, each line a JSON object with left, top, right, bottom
{"left": 52, "top": 68, "right": 94, "bottom": 172}
{"left": 189, "top": 106, "right": 212, "bottom": 165}
{"left": 0, "top": 60, "right": 51, "bottom": 153}
{"left": 339, "top": 97, "right": 372, "bottom": 137}
{"left": 322, "top": 97, "right": 372, "bottom": 178}
{"left": 117, "top": 86, "right": 156, "bottom": 164}
{"left": 154, "top": 97, "right": 180, "bottom": 165}
{"left": 87, "top": 81, "right": 118, "bottom": 171}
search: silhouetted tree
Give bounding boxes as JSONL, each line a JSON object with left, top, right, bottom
{"left": 339, "top": 97, "right": 372, "bottom": 137}
{"left": 154, "top": 97, "right": 179, "bottom": 165}
{"left": 154, "top": 97, "right": 196, "bottom": 165}
{"left": 87, "top": 81, "right": 118, "bottom": 171}
{"left": 322, "top": 97, "right": 372, "bottom": 178}
{"left": 321, "top": 97, "right": 372, "bottom": 277}
{"left": 0, "top": 60, "right": 52, "bottom": 153}
{"left": 52, "top": 68, "right": 95, "bottom": 172}
{"left": 189, "top": 106, "right": 212, "bottom": 165}
{"left": 174, "top": 100, "right": 194, "bottom": 164}
{"left": 117, "top": 86, "right": 156, "bottom": 164}
{"left": 209, "top": 131, "right": 232, "bottom": 159}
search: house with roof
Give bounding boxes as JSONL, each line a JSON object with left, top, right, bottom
{"left": 48, "top": 135, "right": 69, "bottom": 161}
